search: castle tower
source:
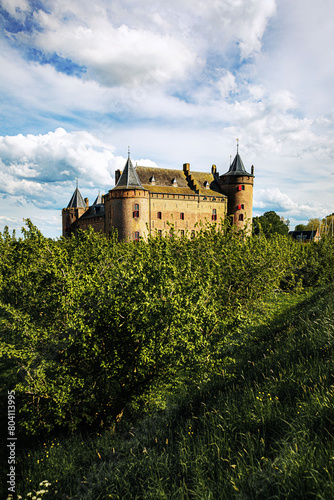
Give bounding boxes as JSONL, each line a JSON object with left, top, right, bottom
{"left": 62, "top": 185, "right": 88, "bottom": 237}
{"left": 218, "top": 145, "right": 254, "bottom": 233}
{"left": 104, "top": 151, "right": 149, "bottom": 241}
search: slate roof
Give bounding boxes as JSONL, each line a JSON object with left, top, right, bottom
{"left": 113, "top": 156, "right": 144, "bottom": 190}
{"left": 67, "top": 187, "right": 86, "bottom": 208}
{"left": 93, "top": 193, "right": 103, "bottom": 205}
{"left": 80, "top": 204, "right": 105, "bottom": 219}
{"left": 222, "top": 152, "right": 253, "bottom": 177}
{"left": 289, "top": 230, "right": 319, "bottom": 241}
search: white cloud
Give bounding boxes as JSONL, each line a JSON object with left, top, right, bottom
{"left": 0, "top": 128, "right": 127, "bottom": 208}
{"left": 32, "top": 13, "right": 199, "bottom": 87}
{"left": 1, "top": 0, "right": 29, "bottom": 18}
{"left": 1, "top": 0, "right": 334, "bottom": 236}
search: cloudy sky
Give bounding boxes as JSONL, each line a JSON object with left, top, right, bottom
{"left": 0, "top": 0, "right": 333, "bottom": 237}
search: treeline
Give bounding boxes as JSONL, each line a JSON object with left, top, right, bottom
{"left": 1, "top": 220, "right": 334, "bottom": 441}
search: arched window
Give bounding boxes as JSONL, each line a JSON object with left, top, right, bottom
{"left": 212, "top": 209, "right": 217, "bottom": 221}
{"left": 157, "top": 211, "right": 162, "bottom": 219}
{"left": 134, "top": 231, "right": 140, "bottom": 242}
{"left": 180, "top": 212, "right": 184, "bottom": 220}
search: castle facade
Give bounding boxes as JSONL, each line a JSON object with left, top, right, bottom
{"left": 62, "top": 150, "right": 254, "bottom": 240}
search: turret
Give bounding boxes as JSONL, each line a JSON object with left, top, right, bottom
{"left": 218, "top": 144, "right": 254, "bottom": 233}
{"left": 104, "top": 150, "right": 148, "bottom": 241}
{"left": 62, "top": 185, "right": 87, "bottom": 237}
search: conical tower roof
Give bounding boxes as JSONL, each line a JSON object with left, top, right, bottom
{"left": 223, "top": 152, "right": 253, "bottom": 177}
{"left": 93, "top": 192, "right": 103, "bottom": 205}
{"left": 113, "top": 151, "right": 144, "bottom": 190}
{"left": 67, "top": 187, "right": 86, "bottom": 208}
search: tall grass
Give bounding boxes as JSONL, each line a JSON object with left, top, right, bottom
{"left": 15, "top": 284, "right": 334, "bottom": 499}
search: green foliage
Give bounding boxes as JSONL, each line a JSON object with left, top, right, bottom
{"left": 295, "top": 223, "right": 308, "bottom": 231}
{"left": 16, "top": 284, "right": 334, "bottom": 499}
{"left": 0, "top": 220, "right": 298, "bottom": 439}
{"left": 253, "top": 211, "right": 290, "bottom": 238}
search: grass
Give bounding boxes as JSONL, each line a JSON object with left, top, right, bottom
{"left": 15, "top": 284, "right": 334, "bottom": 499}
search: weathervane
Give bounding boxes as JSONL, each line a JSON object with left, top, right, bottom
{"left": 75, "top": 177, "right": 78, "bottom": 189}
{"left": 128, "top": 146, "right": 130, "bottom": 159}
{"left": 236, "top": 138, "right": 239, "bottom": 154}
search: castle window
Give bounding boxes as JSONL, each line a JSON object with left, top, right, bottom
{"left": 158, "top": 230, "right": 162, "bottom": 237}
{"left": 180, "top": 212, "right": 184, "bottom": 220}
{"left": 239, "top": 214, "right": 244, "bottom": 221}
{"left": 191, "top": 231, "right": 195, "bottom": 239}
{"left": 157, "top": 211, "right": 162, "bottom": 219}
{"left": 241, "top": 204, "right": 244, "bottom": 209}
{"left": 133, "top": 203, "right": 139, "bottom": 218}
{"left": 238, "top": 204, "right": 242, "bottom": 210}
{"left": 212, "top": 209, "right": 217, "bottom": 221}
{"left": 134, "top": 231, "right": 140, "bottom": 242}
{"left": 180, "top": 230, "right": 185, "bottom": 237}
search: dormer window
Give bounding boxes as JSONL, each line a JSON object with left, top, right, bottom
{"left": 171, "top": 177, "right": 177, "bottom": 187}
{"left": 204, "top": 181, "right": 210, "bottom": 189}
{"left": 150, "top": 175, "right": 156, "bottom": 185}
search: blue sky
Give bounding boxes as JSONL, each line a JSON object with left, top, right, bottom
{"left": 0, "top": 0, "right": 333, "bottom": 237}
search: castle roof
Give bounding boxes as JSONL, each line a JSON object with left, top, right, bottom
{"left": 222, "top": 152, "right": 253, "bottom": 177}
{"left": 67, "top": 187, "right": 86, "bottom": 208}
{"left": 113, "top": 155, "right": 144, "bottom": 190}
{"left": 80, "top": 203, "right": 105, "bottom": 219}
{"left": 136, "top": 166, "right": 225, "bottom": 197}
{"left": 93, "top": 193, "right": 103, "bottom": 205}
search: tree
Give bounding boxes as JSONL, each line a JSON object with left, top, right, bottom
{"left": 0, "top": 220, "right": 298, "bottom": 437}
{"left": 253, "top": 211, "right": 289, "bottom": 238}
{"left": 305, "top": 218, "right": 321, "bottom": 230}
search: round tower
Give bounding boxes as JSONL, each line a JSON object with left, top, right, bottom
{"left": 62, "top": 185, "right": 87, "bottom": 237}
{"left": 218, "top": 145, "right": 254, "bottom": 233}
{"left": 104, "top": 151, "right": 148, "bottom": 241}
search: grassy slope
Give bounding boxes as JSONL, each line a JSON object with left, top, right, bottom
{"left": 17, "top": 285, "right": 334, "bottom": 500}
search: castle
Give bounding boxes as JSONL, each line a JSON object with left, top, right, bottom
{"left": 62, "top": 148, "right": 254, "bottom": 240}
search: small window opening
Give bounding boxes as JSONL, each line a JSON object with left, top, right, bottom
{"left": 133, "top": 203, "right": 139, "bottom": 218}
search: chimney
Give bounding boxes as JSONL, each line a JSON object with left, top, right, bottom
{"left": 84, "top": 198, "right": 89, "bottom": 208}
{"left": 183, "top": 163, "right": 190, "bottom": 175}
{"left": 251, "top": 165, "right": 254, "bottom": 175}
{"left": 115, "top": 169, "right": 122, "bottom": 185}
